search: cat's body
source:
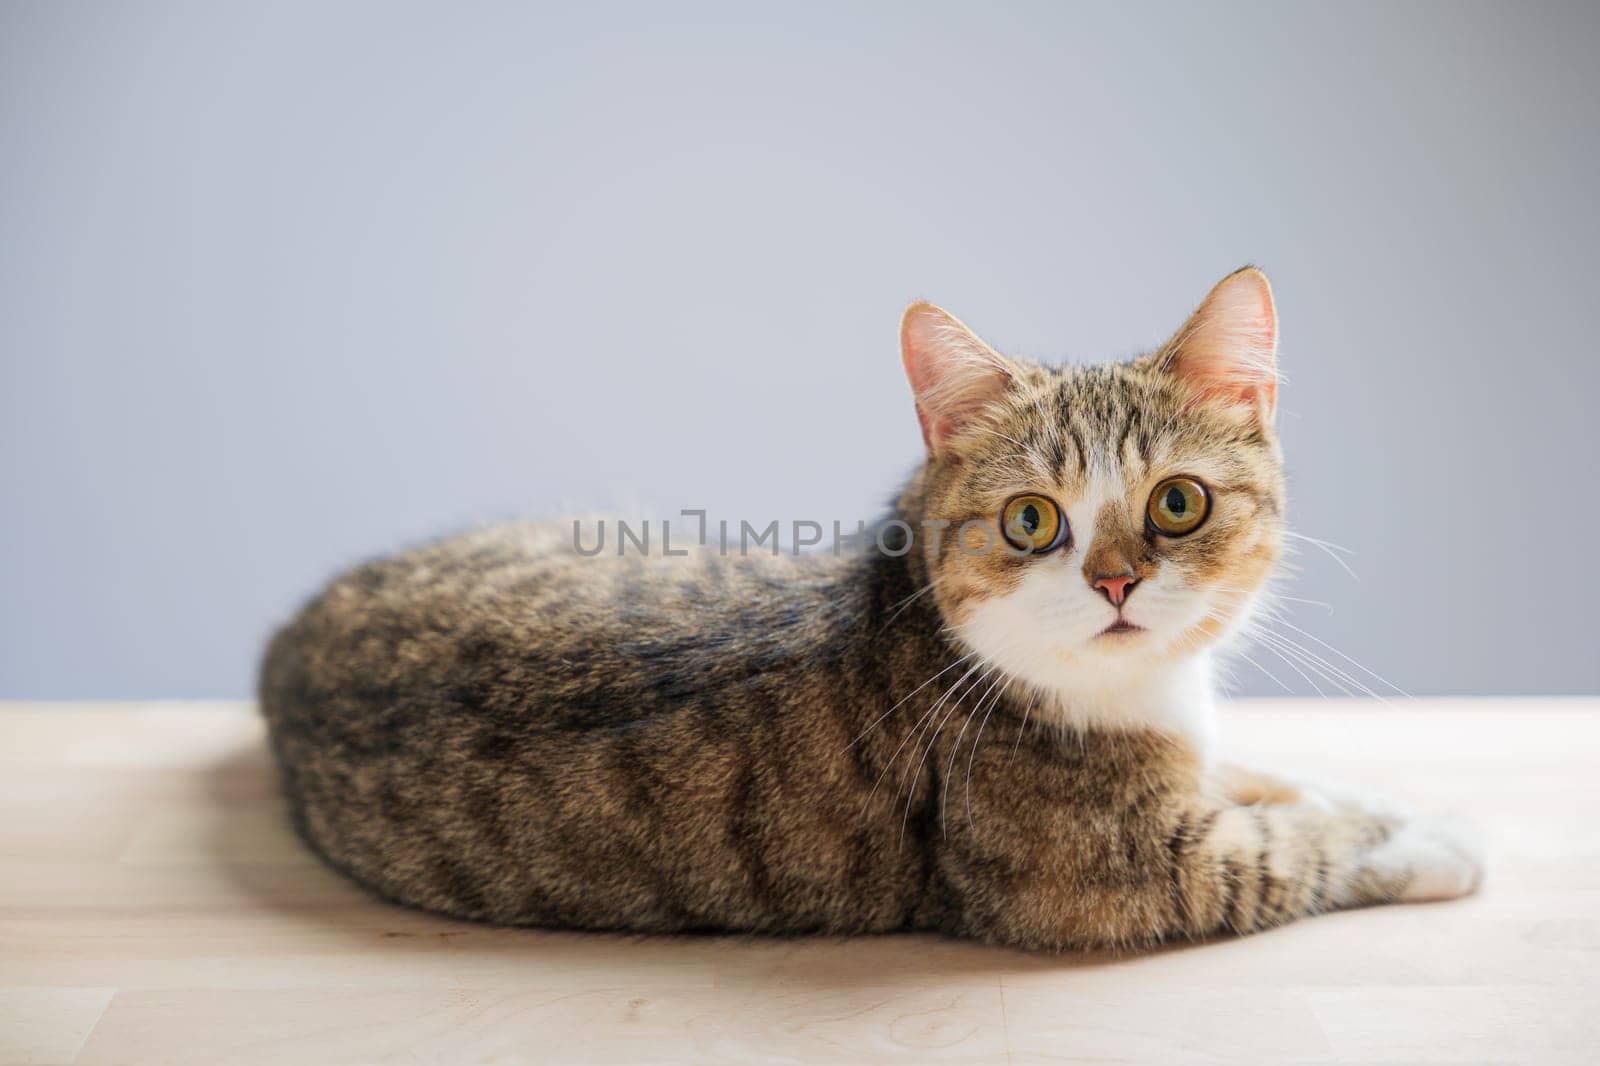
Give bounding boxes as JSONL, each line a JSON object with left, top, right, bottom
{"left": 261, "top": 270, "right": 1482, "bottom": 950}
{"left": 263, "top": 523, "right": 939, "bottom": 935}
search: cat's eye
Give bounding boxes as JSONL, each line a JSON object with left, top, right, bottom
{"left": 1000, "top": 494, "right": 1066, "bottom": 553}
{"left": 1146, "top": 477, "right": 1211, "bottom": 537}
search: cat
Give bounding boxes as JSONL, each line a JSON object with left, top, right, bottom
{"left": 259, "top": 267, "right": 1482, "bottom": 950}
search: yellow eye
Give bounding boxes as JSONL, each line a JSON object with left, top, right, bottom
{"left": 1000, "top": 494, "right": 1065, "bottom": 553}
{"left": 1147, "top": 477, "right": 1211, "bottom": 536}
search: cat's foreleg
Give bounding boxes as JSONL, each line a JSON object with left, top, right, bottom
{"left": 1165, "top": 802, "right": 1484, "bottom": 943}
{"left": 943, "top": 800, "right": 1483, "bottom": 951}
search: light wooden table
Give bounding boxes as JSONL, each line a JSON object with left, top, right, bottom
{"left": 1, "top": 700, "right": 1596, "bottom": 1065}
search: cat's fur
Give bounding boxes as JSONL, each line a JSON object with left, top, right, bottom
{"left": 260, "top": 268, "right": 1481, "bottom": 951}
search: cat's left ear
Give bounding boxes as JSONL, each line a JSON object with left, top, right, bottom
{"left": 901, "top": 302, "right": 1017, "bottom": 456}
{"left": 1159, "top": 266, "right": 1279, "bottom": 422}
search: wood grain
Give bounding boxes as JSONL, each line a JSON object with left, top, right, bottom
{"left": 1, "top": 700, "right": 1596, "bottom": 1064}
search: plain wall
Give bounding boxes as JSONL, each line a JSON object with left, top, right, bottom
{"left": 3, "top": 1, "right": 1597, "bottom": 699}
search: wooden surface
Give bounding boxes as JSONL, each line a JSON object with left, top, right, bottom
{"left": 1, "top": 700, "right": 1596, "bottom": 1065}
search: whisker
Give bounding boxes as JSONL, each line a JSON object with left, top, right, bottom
{"left": 878, "top": 580, "right": 937, "bottom": 632}
{"left": 1244, "top": 625, "right": 1330, "bottom": 697}
{"left": 1284, "top": 531, "right": 1360, "bottom": 581}
{"left": 1007, "top": 691, "right": 1038, "bottom": 764}
{"left": 899, "top": 666, "right": 989, "bottom": 847}
{"left": 844, "top": 650, "right": 973, "bottom": 751}
{"left": 964, "top": 680, "right": 1020, "bottom": 828}
{"left": 1254, "top": 630, "right": 1395, "bottom": 706}
{"left": 1231, "top": 648, "right": 1294, "bottom": 695}
{"left": 1271, "top": 618, "right": 1410, "bottom": 698}
{"left": 1285, "top": 531, "right": 1356, "bottom": 556}
{"left": 1205, "top": 582, "right": 1331, "bottom": 616}
{"left": 895, "top": 662, "right": 988, "bottom": 798}
{"left": 940, "top": 671, "right": 1010, "bottom": 835}
{"left": 859, "top": 657, "right": 980, "bottom": 818}
{"left": 1274, "top": 593, "right": 1335, "bottom": 614}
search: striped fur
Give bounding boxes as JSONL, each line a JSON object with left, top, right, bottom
{"left": 260, "top": 270, "right": 1480, "bottom": 950}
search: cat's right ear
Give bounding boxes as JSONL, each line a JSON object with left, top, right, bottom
{"left": 900, "top": 303, "right": 1015, "bottom": 456}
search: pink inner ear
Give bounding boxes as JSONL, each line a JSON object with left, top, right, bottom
{"left": 1171, "top": 269, "right": 1279, "bottom": 416}
{"left": 900, "top": 303, "right": 1013, "bottom": 453}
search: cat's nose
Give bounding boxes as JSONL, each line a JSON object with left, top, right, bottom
{"left": 1092, "top": 573, "right": 1138, "bottom": 606}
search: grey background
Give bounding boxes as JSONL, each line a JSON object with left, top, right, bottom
{"left": 3, "top": 1, "right": 1597, "bottom": 699}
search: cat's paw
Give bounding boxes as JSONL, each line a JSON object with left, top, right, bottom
{"left": 1367, "top": 812, "right": 1485, "bottom": 902}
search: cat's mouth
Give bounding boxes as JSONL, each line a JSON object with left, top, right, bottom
{"left": 1099, "top": 619, "right": 1144, "bottom": 638}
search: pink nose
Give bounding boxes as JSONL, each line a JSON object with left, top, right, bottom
{"left": 1093, "top": 573, "right": 1137, "bottom": 606}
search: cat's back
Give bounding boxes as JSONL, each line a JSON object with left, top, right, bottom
{"left": 260, "top": 520, "right": 855, "bottom": 739}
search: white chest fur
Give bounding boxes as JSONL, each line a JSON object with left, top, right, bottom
{"left": 1033, "top": 652, "right": 1219, "bottom": 764}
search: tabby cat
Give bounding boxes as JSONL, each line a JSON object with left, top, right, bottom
{"left": 260, "top": 268, "right": 1482, "bottom": 950}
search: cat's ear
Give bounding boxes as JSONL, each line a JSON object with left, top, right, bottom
{"left": 1159, "top": 266, "right": 1279, "bottom": 422}
{"left": 900, "top": 302, "right": 1016, "bottom": 456}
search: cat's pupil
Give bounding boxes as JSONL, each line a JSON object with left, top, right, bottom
{"left": 1021, "top": 504, "right": 1039, "bottom": 533}
{"left": 1165, "top": 487, "right": 1186, "bottom": 515}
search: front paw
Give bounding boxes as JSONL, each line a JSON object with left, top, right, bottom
{"left": 1366, "top": 812, "right": 1485, "bottom": 902}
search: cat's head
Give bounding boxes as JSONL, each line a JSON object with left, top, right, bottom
{"left": 898, "top": 267, "right": 1284, "bottom": 697}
